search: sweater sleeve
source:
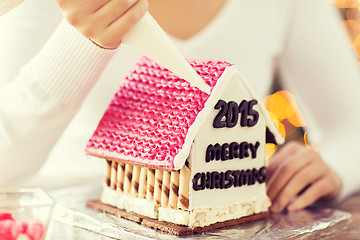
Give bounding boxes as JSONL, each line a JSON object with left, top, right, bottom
{"left": 0, "top": 0, "right": 63, "bottom": 87}
{"left": 0, "top": 20, "right": 116, "bottom": 185}
{"left": 278, "top": 0, "right": 360, "bottom": 202}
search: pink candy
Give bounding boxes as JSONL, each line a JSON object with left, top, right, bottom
{"left": 0, "top": 213, "right": 45, "bottom": 240}
{"left": 0, "top": 220, "right": 18, "bottom": 240}
{"left": 26, "top": 221, "right": 44, "bottom": 240}
{"left": 0, "top": 213, "right": 14, "bottom": 221}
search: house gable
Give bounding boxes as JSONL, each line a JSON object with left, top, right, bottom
{"left": 183, "top": 66, "right": 270, "bottom": 210}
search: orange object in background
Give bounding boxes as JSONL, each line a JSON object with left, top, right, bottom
{"left": 263, "top": 90, "right": 306, "bottom": 159}
{"left": 343, "top": 19, "right": 360, "bottom": 40}
{"left": 333, "top": 0, "right": 360, "bottom": 58}
{"left": 263, "top": 91, "right": 305, "bottom": 129}
{"left": 334, "top": 0, "right": 359, "bottom": 8}
{"left": 353, "top": 34, "right": 360, "bottom": 57}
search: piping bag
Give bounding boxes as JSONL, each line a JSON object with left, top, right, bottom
{"left": 122, "top": 12, "right": 211, "bottom": 95}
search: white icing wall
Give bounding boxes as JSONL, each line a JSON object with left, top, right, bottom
{"left": 188, "top": 70, "right": 267, "bottom": 209}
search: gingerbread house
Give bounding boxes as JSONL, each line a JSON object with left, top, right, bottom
{"left": 85, "top": 57, "right": 284, "bottom": 232}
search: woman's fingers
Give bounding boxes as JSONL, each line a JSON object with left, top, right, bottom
{"left": 266, "top": 141, "right": 302, "bottom": 180}
{"left": 270, "top": 161, "right": 324, "bottom": 212}
{"left": 266, "top": 153, "right": 310, "bottom": 203}
{"left": 97, "top": 0, "right": 148, "bottom": 48}
{"left": 94, "top": 0, "right": 139, "bottom": 29}
{"left": 266, "top": 142, "right": 311, "bottom": 201}
{"left": 266, "top": 141, "right": 342, "bottom": 213}
{"left": 287, "top": 177, "right": 327, "bottom": 211}
{"left": 56, "top": 0, "right": 148, "bottom": 49}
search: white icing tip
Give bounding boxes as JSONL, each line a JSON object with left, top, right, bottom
{"left": 197, "top": 81, "right": 211, "bottom": 95}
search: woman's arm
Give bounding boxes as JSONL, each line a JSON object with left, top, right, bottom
{"left": 267, "top": 0, "right": 360, "bottom": 212}
{"left": 0, "top": 0, "right": 63, "bottom": 87}
{"left": 0, "top": 0, "right": 148, "bottom": 185}
{"left": 0, "top": 20, "right": 116, "bottom": 185}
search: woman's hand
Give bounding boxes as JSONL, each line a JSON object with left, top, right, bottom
{"left": 56, "top": 0, "right": 148, "bottom": 49}
{"left": 266, "top": 141, "right": 342, "bottom": 213}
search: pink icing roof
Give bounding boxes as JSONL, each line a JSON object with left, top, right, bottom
{"left": 85, "top": 56, "right": 232, "bottom": 169}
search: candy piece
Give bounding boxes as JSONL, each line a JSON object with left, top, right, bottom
{"left": 169, "top": 171, "right": 179, "bottom": 209}
{"left": 0, "top": 213, "right": 14, "bottom": 221}
{"left": 178, "top": 165, "right": 190, "bottom": 210}
{"left": 123, "top": 164, "right": 133, "bottom": 193}
{"left": 0, "top": 219, "right": 19, "bottom": 240}
{"left": 110, "top": 161, "right": 118, "bottom": 190}
{"left": 116, "top": 163, "right": 126, "bottom": 192}
{"left": 146, "top": 169, "right": 155, "bottom": 201}
{"left": 161, "top": 171, "right": 171, "bottom": 207}
{"left": 17, "top": 222, "right": 28, "bottom": 234}
{"left": 105, "top": 160, "right": 111, "bottom": 187}
{"left": 26, "top": 220, "right": 44, "bottom": 240}
{"left": 154, "top": 170, "right": 163, "bottom": 206}
{"left": 138, "top": 167, "right": 147, "bottom": 198}
{"left": 131, "top": 165, "right": 141, "bottom": 196}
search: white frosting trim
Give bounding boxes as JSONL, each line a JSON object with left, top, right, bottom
{"left": 101, "top": 185, "right": 270, "bottom": 228}
{"left": 158, "top": 207, "right": 190, "bottom": 226}
{"left": 101, "top": 186, "right": 158, "bottom": 219}
{"left": 188, "top": 195, "right": 271, "bottom": 228}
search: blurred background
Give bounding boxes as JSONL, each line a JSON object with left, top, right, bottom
{"left": 265, "top": 0, "right": 360, "bottom": 161}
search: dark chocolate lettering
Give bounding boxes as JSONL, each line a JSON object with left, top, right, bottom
{"left": 221, "top": 143, "right": 230, "bottom": 160}
{"left": 212, "top": 171, "right": 221, "bottom": 189}
{"left": 247, "top": 169, "right": 256, "bottom": 185}
{"left": 224, "top": 170, "right": 234, "bottom": 189}
{"left": 192, "top": 172, "right": 204, "bottom": 191}
{"left": 252, "top": 168, "right": 260, "bottom": 184}
{"left": 247, "top": 100, "right": 259, "bottom": 127}
{"left": 213, "top": 99, "right": 259, "bottom": 128}
{"left": 206, "top": 141, "right": 260, "bottom": 163}
{"left": 249, "top": 141, "right": 260, "bottom": 158}
{"left": 239, "top": 100, "right": 248, "bottom": 127}
{"left": 232, "top": 170, "right": 241, "bottom": 187}
{"left": 220, "top": 172, "right": 225, "bottom": 189}
{"left": 206, "top": 144, "right": 221, "bottom": 162}
{"left": 213, "top": 100, "right": 228, "bottom": 128}
{"left": 192, "top": 167, "right": 268, "bottom": 191}
{"left": 239, "top": 142, "right": 249, "bottom": 159}
{"left": 239, "top": 170, "right": 247, "bottom": 186}
{"left": 200, "top": 172, "right": 206, "bottom": 190}
{"left": 229, "top": 142, "right": 239, "bottom": 159}
{"left": 258, "top": 166, "right": 267, "bottom": 183}
{"left": 205, "top": 172, "right": 212, "bottom": 189}
{"left": 226, "top": 101, "right": 239, "bottom": 128}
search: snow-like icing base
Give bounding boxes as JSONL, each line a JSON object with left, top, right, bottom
{"left": 101, "top": 186, "right": 158, "bottom": 219}
{"left": 101, "top": 186, "right": 271, "bottom": 228}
